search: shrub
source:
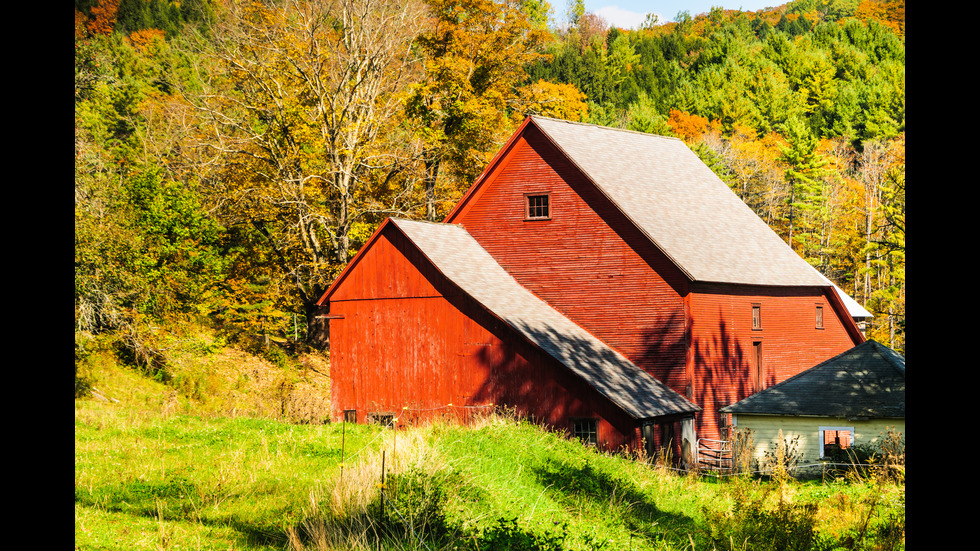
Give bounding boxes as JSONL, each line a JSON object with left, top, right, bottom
{"left": 827, "top": 429, "right": 905, "bottom": 483}
{"left": 75, "top": 332, "right": 95, "bottom": 398}
{"left": 475, "top": 516, "right": 568, "bottom": 551}
{"left": 705, "top": 480, "right": 818, "bottom": 551}
{"left": 761, "top": 430, "right": 803, "bottom": 481}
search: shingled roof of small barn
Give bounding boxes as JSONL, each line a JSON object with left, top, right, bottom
{"left": 720, "top": 340, "right": 905, "bottom": 419}
{"left": 391, "top": 218, "right": 700, "bottom": 420}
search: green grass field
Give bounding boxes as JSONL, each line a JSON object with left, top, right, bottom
{"left": 75, "top": 344, "right": 904, "bottom": 550}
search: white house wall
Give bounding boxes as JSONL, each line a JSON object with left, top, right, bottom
{"left": 731, "top": 414, "right": 905, "bottom": 466}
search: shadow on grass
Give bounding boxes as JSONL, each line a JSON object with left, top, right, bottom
{"left": 531, "top": 456, "right": 703, "bottom": 546}
{"left": 74, "top": 480, "right": 291, "bottom": 548}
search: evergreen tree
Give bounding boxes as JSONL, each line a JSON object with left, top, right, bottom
{"left": 779, "top": 117, "right": 830, "bottom": 265}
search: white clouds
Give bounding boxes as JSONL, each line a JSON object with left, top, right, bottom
{"left": 594, "top": 6, "right": 650, "bottom": 30}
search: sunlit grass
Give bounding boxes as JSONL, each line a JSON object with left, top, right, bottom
{"left": 76, "top": 347, "right": 904, "bottom": 550}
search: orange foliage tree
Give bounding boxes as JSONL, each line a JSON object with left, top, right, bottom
{"left": 87, "top": 0, "right": 121, "bottom": 36}
{"left": 667, "top": 109, "right": 712, "bottom": 142}
{"left": 855, "top": 0, "right": 905, "bottom": 37}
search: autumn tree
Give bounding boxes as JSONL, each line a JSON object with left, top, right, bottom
{"left": 75, "top": 23, "right": 230, "bottom": 381}
{"left": 406, "top": 0, "right": 548, "bottom": 221}
{"left": 855, "top": 136, "right": 904, "bottom": 350}
{"left": 513, "top": 79, "right": 588, "bottom": 122}
{"left": 188, "top": 0, "right": 427, "bottom": 341}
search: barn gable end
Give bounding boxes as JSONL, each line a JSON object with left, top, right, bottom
{"left": 447, "top": 121, "right": 690, "bottom": 390}
{"left": 322, "top": 219, "right": 698, "bottom": 450}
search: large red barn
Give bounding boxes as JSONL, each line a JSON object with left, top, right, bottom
{"left": 318, "top": 116, "right": 867, "bottom": 461}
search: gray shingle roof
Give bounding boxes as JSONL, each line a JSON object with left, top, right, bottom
{"left": 720, "top": 340, "right": 905, "bottom": 419}
{"left": 392, "top": 218, "right": 699, "bottom": 420}
{"left": 530, "top": 116, "right": 835, "bottom": 288}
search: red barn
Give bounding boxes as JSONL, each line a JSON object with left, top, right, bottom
{"left": 318, "top": 116, "right": 867, "bottom": 461}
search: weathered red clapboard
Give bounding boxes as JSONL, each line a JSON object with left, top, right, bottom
{"left": 319, "top": 116, "right": 864, "bottom": 458}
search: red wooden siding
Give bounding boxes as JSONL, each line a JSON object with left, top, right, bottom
{"left": 687, "top": 283, "right": 859, "bottom": 440}
{"left": 446, "top": 124, "right": 859, "bottom": 446}
{"left": 449, "top": 125, "right": 690, "bottom": 389}
{"left": 325, "top": 117, "right": 865, "bottom": 459}
{"left": 328, "top": 223, "right": 642, "bottom": 451}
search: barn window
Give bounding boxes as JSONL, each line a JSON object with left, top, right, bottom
{"left": 343, "top": 409, "right": 357, "bottom": 423}
{"left": 572, "top": 418, "right": 598, "bottom": 446}
{"left": 752, "top": 304, "right": 762, "bottom": 330}
{"left": 525, "top": 193, "right": 551, "bottom": 220}
{"left": 815, "top": 305, "right": 824, "bottom": 329}
{"left": 369, "top": 412, "right": 395, "bottom": 428}
{"left": 819, "top": 426, "right": 853, "bottom": 459}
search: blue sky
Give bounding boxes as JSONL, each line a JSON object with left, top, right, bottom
{"left": 578, "top": 2, "right": 782, "bottom": 29}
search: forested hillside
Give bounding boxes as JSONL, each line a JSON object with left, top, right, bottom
{"left": 74, "top": 0, "right": 905, "bottom": 384}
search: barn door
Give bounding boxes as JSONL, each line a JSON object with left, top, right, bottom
{"left": 681, "top": 418, "right": 696, "bottom": 467}
{"left": 642, "top": 423, "right": 656, "bottom": 460}
{"left": 641, "top": 421, "right": 677, "bottom": 462}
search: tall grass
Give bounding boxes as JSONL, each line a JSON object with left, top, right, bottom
{"left": 76, "top": 345, "right": 904, "bottom": 551}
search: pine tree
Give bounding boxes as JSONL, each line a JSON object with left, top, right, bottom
{"left": 779, "top": 117, "right": 830, "bottom": 266}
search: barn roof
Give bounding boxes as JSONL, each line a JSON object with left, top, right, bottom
{"left": 720, "top": 340, "right": 905, "bottom": 419}
{"left": 526, "top": 117, "right": 870, "bottom": 317}
{"left": 390, "top": 218, "right": 700, "bottom": 420}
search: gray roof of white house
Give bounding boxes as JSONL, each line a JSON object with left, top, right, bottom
{"left": 392, "top": 218, "right": 699, "bottom": 420}
{"left": 531, "top": 117, "right": 868, "bottom": 316}
{"left": 720, "top": 340, "right": 905, "bottom": 419}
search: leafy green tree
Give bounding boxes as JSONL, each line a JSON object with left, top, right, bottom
{"left": 114, "top": 0, "right": 151, "bottom": 34}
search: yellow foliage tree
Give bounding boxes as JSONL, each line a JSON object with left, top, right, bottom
{"left": 187, "top": 0, "right": 427, "bottom": 341}
{"left": 513, "top": 80, "right": 589, "bottom": 123}
{"left": 406, "top": 0, "right": 548, "bottom": 220}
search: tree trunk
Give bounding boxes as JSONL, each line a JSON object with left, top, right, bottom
{"left": 425, "top": 155, "right": 441, "bottom": 222}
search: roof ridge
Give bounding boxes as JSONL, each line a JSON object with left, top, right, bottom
{"left": 530, "top": 115, "right": 684, "bottom": 142}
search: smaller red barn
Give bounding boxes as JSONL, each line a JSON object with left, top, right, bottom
{"left": 321, "top": 218, "right": 699, "bottom": 453}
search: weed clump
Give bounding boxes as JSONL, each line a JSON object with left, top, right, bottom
{"left": 704, "top": 478, "right": 818, "bottom": 551}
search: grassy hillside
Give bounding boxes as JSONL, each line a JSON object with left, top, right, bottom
{"left": 75, "top": 339, "right": 904, "bottom": 550}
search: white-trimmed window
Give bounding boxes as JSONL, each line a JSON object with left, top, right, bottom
{"left": 819, "top": 426, "right": 853, "bottom": 459}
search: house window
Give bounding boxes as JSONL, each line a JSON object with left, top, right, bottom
{"left": 815, "top": 305, "right": 824, "bottom": 329}
{"left": 819, "top": 426, "right": 853, "bottom": 459}
{"left": 752, "top": 304, "right": 762, "bottom": 330}
{"left": 572, "top": 418, "right": 598, "bottom": 446}
{"left": 525, "top": 193, "right": 551, "bottom": 220}
{"left": 343, "top": 409, "right": 357, "bottom": 423}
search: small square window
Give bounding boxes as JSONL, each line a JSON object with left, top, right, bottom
{"left": 572, "top": 418, "right": 598, "bottom": 446}
{"left": 820, "top": 426, "right": 853, "bottom": 459}
{"left": 525, "top": 194, "right": 550, "bottom": 220}
{"left": 815, "top": 305, "right": 824, "bottom": 329}
{"left": 343, "top": 409, "right": 357, "bottom": 423}
{"left": 752, "top": 305, "right": 762, "bottom": 330}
